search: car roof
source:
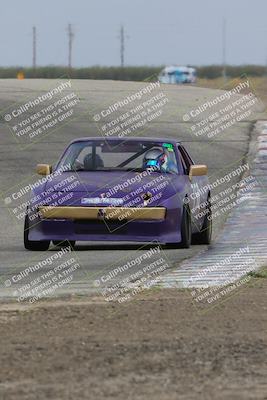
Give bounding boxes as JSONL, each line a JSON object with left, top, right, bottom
{"left": 69, "top": 137, "right": 181, "bottom": 145}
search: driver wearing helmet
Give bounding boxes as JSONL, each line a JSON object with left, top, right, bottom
{"left": 143, "top": 146, "right": 176, "bottom": 173}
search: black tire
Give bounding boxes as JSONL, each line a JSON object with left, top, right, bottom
{"left": 180, "top": 205, "right": 192, "bottom": 248}
{"left": 166, "top": 205, "right": 191, "bottom": 249}
{"left": 24, "top": 215, "right": 50, "bottom": 251}
{"left": 52, "top": 240, "right": 76, "bottom": 249}
{"left": 193, "top": 198, "right": 212, "bottom": 245}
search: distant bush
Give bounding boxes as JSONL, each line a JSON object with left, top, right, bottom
{"left": 0, "top": 65, "right": 266, "bottom": 80}
{"left": 197, "top": 65, "right": 267, "bottom": 79}
{"left": 0, "top": 66, "right": 162, "bottom": 81}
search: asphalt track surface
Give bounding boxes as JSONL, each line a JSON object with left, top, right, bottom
{"left": 0, "top": 79, "right": 262, "bottom": 300}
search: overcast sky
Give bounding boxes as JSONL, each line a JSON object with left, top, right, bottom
{"left": 1, "top": 0, "right": 267, "bottom": 67}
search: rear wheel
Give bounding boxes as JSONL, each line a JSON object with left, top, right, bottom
{"left": 24, "top": 215, "right": 50, "bottom": 251}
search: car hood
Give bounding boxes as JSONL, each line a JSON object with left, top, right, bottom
{"left": 38, "top": 170, "right": 185, "bottom": 207}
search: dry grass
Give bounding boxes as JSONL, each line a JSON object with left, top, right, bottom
{"left": 196, "top": 76, "right": 267, "bottom": 108}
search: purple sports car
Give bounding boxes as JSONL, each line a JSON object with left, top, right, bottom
{"left": 24, "top": 137, "right": 212, "bottom": 250}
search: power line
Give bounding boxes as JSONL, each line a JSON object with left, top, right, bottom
{"left": 222, "top": 17, "right": 227, "bottom": 84}
{"left": 67, "top": 23, "right": 74, "bottom": 69}
{"left": 119, "top": 25, "right": 129, "bottom": 67}
{"left": 120, "top": 25, "right": 125, "bottom": 67}
{"left": 32, "top": 26, "right": 36, "bottom": 69}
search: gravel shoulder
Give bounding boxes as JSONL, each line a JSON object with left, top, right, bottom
{"left": 0, "top": 277, "right": 266, "bottom": 400}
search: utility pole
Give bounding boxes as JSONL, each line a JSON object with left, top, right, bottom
{"left": 120, "top": 25, "right": 125, "bottom": 67}
{"left": 32, "top": 26, "right": 36, "bottom": 70}
{"left": 222, "top": 17, "right": 227, "bottom": 84}
{"left": 67, "top": 23, "right": 74, "bottom": 70}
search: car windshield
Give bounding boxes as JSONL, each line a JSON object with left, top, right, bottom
{"left": 57, "top": 140, "right": 179, "bottom": 174}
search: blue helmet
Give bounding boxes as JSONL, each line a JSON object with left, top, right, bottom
{"left": 143, "top": 147, "right": 168, "bottom": 171}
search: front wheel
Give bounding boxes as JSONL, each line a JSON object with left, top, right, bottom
{"left": 180, "top": 205, "right": 192, "bottom": 248}
{"left": 193, "top": 198, "right": 212, "bottom": 245}
{"left": 166, "top": 205, "right": 191, "bottom": 249}
{"left": 24, "top": 215, "right": 50, "bottom": 251}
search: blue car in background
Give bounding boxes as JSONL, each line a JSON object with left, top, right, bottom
{"left": 159, "top": 65, "right": 197, "bottom": 84}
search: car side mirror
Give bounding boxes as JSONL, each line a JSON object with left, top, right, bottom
{"left": 189, "top": 165, "right": 208, "bottom": 181}
{"left": 36, "top": 164, "right": 52, "bottom": 175}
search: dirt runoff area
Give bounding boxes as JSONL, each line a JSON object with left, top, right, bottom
{"left": 0, "top": 278, "right": 266, "bottom": 400}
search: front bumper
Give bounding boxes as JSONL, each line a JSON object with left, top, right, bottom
{"left": 28, "top": 205, "right": 182, "bottom": 244}
{"left": 38, "top": 206, "right": 166, "bottom": 221}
